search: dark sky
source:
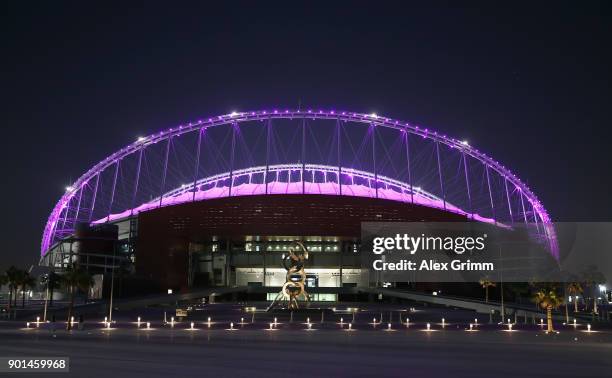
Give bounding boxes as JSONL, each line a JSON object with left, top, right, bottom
{"left": 1, "top": 1, "right": 610, "bottom": 271}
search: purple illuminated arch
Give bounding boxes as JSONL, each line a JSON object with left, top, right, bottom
{"left": 90, "top": 163, "right": 496, "bottom": 225}
{"left": 42, "top": 109, "right": 556, "bottom": 257}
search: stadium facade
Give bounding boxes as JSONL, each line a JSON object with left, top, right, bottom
{"left": 40, "top": 109, "right": 556, "bottom": 299}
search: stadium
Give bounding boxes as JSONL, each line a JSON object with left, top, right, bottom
{"left": 39, "top": 109, "right": 556, "bottom": 302}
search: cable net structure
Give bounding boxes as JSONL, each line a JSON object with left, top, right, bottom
{"left": 42, "top": 109, "right": 556, "bottom": 257}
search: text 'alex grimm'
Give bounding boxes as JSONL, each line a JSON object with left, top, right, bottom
{"left": 370, "top": 233, "right": 495, "bottom": 272}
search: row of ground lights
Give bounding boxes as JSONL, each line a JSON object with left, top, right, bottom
{"left": 24, "top": 316, "right": 596, "bottom": 333}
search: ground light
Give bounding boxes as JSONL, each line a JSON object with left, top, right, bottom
{"left": 503, "top": 323, "right": 516, "bottom": 332}
{"left": 345, "top": 323, "right": 355, "bottom": 332}
{"left": 266, "top": 322, "right": 277, "bottom": 331}
{"left": 369, "top": 318, "right": 379, "bottom": 328}
{"left": 170, "top": 317, "right": 175, "bottom": 328}
{"left": 137, "top": 317, "right": 141, "bottom": 328}
{"left": 207, "top": 317, "right": 212, "bottom": 328}
{"left": 405, "top": 318, "right": 410, "bottom": 328}
{"left": 582, "top": 324, "right": 595, "bottom": 333}
{"left": 466, "top": 323, "right": 478, "bottom": 332}
{"left": 36, "top": 316, "right": 40, "bottom": 327}
{"left": 226, "top": 322, "right": 237, "bottom": 331}
{"left": 422, "top": 322, "right": 433, "bottom": 332}
{"left": 384, "top": 323, "right": 395, "bottom": 332}
{"left": 338, "top": 317, "right": 344, "bottom": 328}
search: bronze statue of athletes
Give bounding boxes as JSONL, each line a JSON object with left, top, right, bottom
{"left": 267, "top": 241, "right": 311, "bottom": 311}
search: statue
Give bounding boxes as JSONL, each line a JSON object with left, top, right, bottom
{"left": 267, "top": 241, "right": 311, "bottom": 311}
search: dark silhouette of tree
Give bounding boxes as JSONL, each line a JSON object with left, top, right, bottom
{"left": 60, "top": 265, "right": 93, "bottom": 330}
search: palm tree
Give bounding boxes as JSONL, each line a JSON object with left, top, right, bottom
{"left": 60, "top": 264, "right": 93, "bottom": 330}
{"left": 567, "top": 282, "right": 583, "bottom": 313}
{"left": 479, "top": 278, "right": 496, "bottom": 303}
{"left": 533, "top": 285, "right": 565, "bottom": 333}
{"left": 48, "top": 272, "right": 59, "bottom": 306}
{"left": 18, "top": 273, "right": 37, "bottom": 308}
{"left": 11, "top": 270, "right": 28, "bottom": 307}
{"left": 0, "top": 273, "right": 8, "bottom": 307}
{"left": 581, "top": 266, "right": 605, "bottom": 314}
{"left": 40, "top": 271, "right": 59, "bottom": 308}
{"left": 6, "top": 267, "right": 21, "bottom": 310}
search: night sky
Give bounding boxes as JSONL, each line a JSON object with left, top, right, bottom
{"left": 1, "top": 1, "right": 610, "bottom": 271}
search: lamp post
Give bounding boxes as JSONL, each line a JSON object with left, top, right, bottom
{"left": 499, "top": 246, "right": 505, "bottom": 322}
{"left": 108, "top": 243, "right": 118, "bottom": 324}
{"left": 42, "top": 273, "right": 50, "bottom": 322}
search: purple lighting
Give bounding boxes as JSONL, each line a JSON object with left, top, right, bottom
{"left": 41, "top": 109, "right": 556, "bottom": 258}
{"left": 90, "top": 164, "right": 497, "bottom": 225}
